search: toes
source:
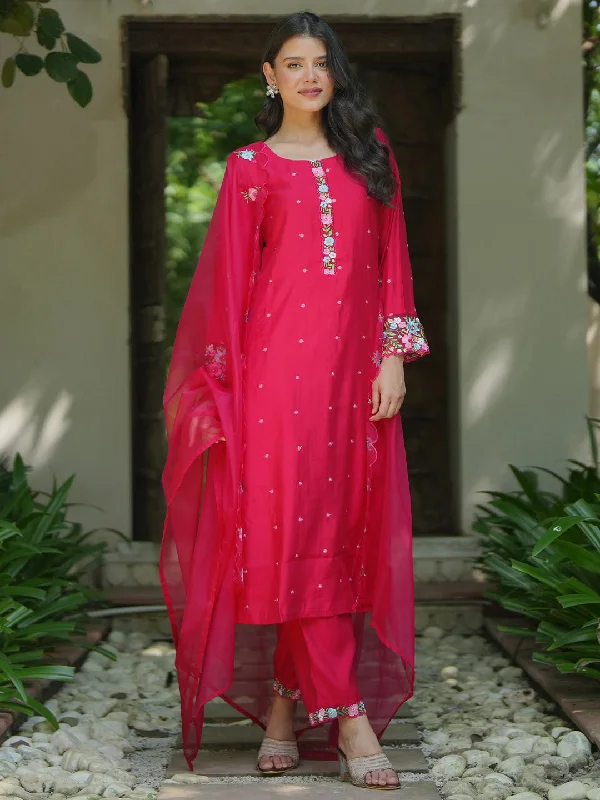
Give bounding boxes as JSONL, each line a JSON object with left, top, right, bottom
{"left": 259, "top": 757, "right": 274, "bottom": 771}
{"left": 386, "top": 770, "right": 399, "bottom": 787}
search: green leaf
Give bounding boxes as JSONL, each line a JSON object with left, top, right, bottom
{"left": 2, "top": 585, "right": 45, "bottom": 600}
{"left": 554, "top": 541, "right": 600, "bottom": 574}
{"left": 0, "top": 3, "right": 33, "bottom": 36}
{"left": 66, "top": 33, "right": 101, "bottom": 65}
{"left": 21, "top": 694, "right": 58, "bottom": 728}
{"left": 12, "top": 1, "right": 34, "bottom": 33}
{"left": 44, "top": 52, "right": 78, "bottom": 83}
{"left": 67, "top": 70, "right": 92, "bottom": 108}
{"left": 558, "top": 593, "right": 600, "bottom": 608}
{"left": 1, "top": 57, "right": 16, "bottom": 88}
{"left": 37, "top": 7, "right": 64, "bottom": 39}
{"left": 15, "top": 53, "right": 43, "bottom": 77}
{"left": 548, "top": 626, "right": 599, "bottom": 650}
{"left": 511, "top": 560, "right": 563, "bottom": 591}
{"left": 0, "top": 657, "right": 28, "bottom": 703}
{"left": 566, "top": 499, "right": 600, "bottom": 551}
{"left": 532, "top": 516, "right": 590, "bottom": 556}
{"left": 14, "top": 665, "right": 75, "bottom": 681}
{"left": 0, "top": 521, "right": 22, "bottom": 541}
{"left": 36, "top": 26, "right": 55, "bottom": 50}
{"left": 497, "top": 625, "right": 538, "bottom": 637}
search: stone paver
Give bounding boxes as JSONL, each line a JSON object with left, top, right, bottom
{"left": 200, "top": 723, "right": 420, "bottom": 749}
{"left": 159, "top": 779, "right": 440, "bottom": 800}
{"left": 167, "top": 748, "right": 429, "bottom": 777}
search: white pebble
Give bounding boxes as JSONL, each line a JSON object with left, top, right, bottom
{"left": 548, "top": 781, "right": 589, "bottom": 800}
{"left": 431, "top": 755, "right": 466, "bottom": 780}
{"left": 556, "top": 733, "right": 592, "bottom": 771}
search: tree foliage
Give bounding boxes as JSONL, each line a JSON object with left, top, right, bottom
{"left": 0, "top": 0, "right": 100, "bottom": 107}
{"left": 165, "top": 75, "right": 264, "bottom": 351}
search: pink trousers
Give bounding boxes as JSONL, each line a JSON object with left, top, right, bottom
{"left": 273, "top": 614, "right": 366, "bottom": 726}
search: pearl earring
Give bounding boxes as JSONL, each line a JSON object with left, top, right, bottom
{"left": 266, "top": 84, "right": 279, "bottom": 99}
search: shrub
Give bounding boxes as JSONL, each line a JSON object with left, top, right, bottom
{"left": 0, "top": 454, "right": 113, "bottom": 726}
{"left": 476, "top": 418, "right": 600, "bottom": 678}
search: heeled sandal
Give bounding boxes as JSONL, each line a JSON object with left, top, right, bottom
{"left": 338, "top": 747, "right": 401, "bottom": 790}
{"left": 257, "top": 737, "right": 300, "bottom": 776}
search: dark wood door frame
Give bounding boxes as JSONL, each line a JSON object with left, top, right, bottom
{"left": 125, "top": 16, "right": 461, "bottom": 541}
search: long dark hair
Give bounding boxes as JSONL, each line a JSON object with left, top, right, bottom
{"left": 256, "top": 11, "right": 397, "bottom": 205}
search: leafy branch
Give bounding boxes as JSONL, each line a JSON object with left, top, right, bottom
{"left": 0, "top": 0, "right": 101, "bottom": 107}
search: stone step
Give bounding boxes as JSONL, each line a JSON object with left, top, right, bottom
{"left": 167, "top": 747, "right": 429, "bottom": 778}
{"left": 204, "top": 699, "right": 414, "bottom": 722}
{"left": 158, "top": 778, "right": 440, "bottom": 800}
{"left": 199, "top": 722, "right": 420, "bottom": 749}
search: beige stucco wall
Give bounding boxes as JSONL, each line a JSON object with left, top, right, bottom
{"left": 0, "top": 0, "right": 587, "bottom": 537}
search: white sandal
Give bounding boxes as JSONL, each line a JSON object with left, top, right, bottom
{"left": 257, "top": 737, "right": 300, "bottom": 775}
{"left": 338, "top": 747, "right": 400, "bottom": 790}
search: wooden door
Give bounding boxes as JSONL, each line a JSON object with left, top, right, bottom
{"left": 359, "top": 63, "right": 454, "bottom": 535}
{"left": 129, "top": 54, "right": 168, "bottom": 542}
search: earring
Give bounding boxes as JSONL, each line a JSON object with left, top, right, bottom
{"left": 266, "top": 84, "right": 279, "bottom": 99}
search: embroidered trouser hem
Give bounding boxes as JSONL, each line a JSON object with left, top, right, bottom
{"left": 273, "top": 614, "right": 366, "bottom": 726}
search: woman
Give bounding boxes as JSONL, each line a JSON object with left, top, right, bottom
{"left": 161, "top": 10, "right": 429, "bottom": 791}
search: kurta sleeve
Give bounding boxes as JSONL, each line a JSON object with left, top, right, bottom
{"left": 377, "top": 129, "right": 429, "bottom": 363}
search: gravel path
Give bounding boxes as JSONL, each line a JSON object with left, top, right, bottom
{"left": 0, "top": 626, "right": 597, "bottom": 800}
{"left": 415, "top": 628, "right": 599, "bottom": 800}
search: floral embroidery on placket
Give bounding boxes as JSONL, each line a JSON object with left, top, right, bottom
{"left": 310, "top": 160, "right": 338, "bottom": 275}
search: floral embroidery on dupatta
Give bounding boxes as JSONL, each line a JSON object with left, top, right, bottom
{"left": 308, "top": 700, "right": 366, "bottom": 726}
{"left": 205, "top": 343, "right": 227, "bottom": 382}
{"left": 241, "top": 186, "right": 261, "bottom": 203}
{"left": 382, "top": 314, "right": 429, "bottom": 362}
{"left": 310, "top": 160, "right": 337, "bottom": 275}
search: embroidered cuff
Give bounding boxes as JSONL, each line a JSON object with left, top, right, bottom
{"left": 273, "top": 679, "right": 301, "bottom": 701}
{"left": 205, "top": 342, "right": 227, "bottom": 382}
{"left": 382, "top": 314, "right": 429, "bottom": 363}
{"left": 308, "top": 700, "right": 366, "bottom": 726}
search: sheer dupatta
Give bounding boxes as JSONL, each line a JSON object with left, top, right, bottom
{"left": 160, "top": 148, "right": 268, "bottom": 768}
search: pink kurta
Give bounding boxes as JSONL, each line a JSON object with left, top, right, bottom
{"left": 160, "top": 130, "right": 429, "bottom": 767}
{"left": 237, "top": 146, "right": 425, "bottom": 623}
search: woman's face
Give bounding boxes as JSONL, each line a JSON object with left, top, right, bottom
{"left": 263, "top": 35, "right": 334, "bottom": 115}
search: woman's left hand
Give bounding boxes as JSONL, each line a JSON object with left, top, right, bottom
{"left": 369, "top": 355, "right": 406, "bottom": 421}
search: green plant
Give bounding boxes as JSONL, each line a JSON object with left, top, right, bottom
{"left": 0, "top": 0, "right": 101, "bottom": 106}
{"left": 0, "top": 454, "right": 114, "bottom": 726}
{"left": 476, "top": 418, "right": 600, "bottom": 678}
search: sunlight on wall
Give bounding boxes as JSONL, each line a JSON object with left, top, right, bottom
{"left": 466, "top": 341, "right": 514, "bottom": 424}
{"left": 0, "top": 386, "right": 72, "bottom": 468}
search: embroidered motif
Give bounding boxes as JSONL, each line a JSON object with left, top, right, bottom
{"left": 241, "top": 186, "right": 261, "bottom": 203}
{"left": 309, "top": 700, "right": 366, "bottom": 726}
{"left": 310, "top": 161, "right": 337, "bottom": 275}
{"left": 205, "top": 343, "right": 227, "bottom": 382}
{"left": 273, "top": 679, "right": 302, "bottom": 700}
{"left": 382, "top": 314, "right": 429, "bottom": 363}
{"left": 236, "top": 148, "right": 256, "bottom": 161}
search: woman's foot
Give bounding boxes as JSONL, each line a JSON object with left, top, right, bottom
{"left": 338, "top": 714, "right": 399, "bottom": 788}
{"left": 258, "top": 694, "right": 297, "bottom": 772}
